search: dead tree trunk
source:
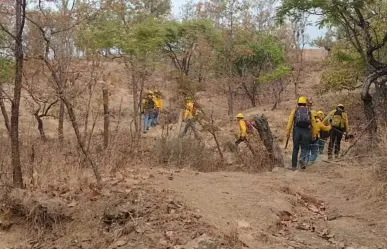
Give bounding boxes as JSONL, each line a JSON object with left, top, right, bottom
{"left": 102, "top": 85, "right": 109, "bottom": 149}
{"left": 253, "top": 115, "right": 284, "bottom": 169}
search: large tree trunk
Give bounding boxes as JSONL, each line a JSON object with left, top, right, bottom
{"left": 361, "top": 69, "right": 387, "bottom": 135}
{"left": 253, "top": 115, "right": 284, "bottom": 169}
{"left": 11, "top": 0, "right": 26, "bottom": 188}
{"left": 102, "top": 86, "right": 109, "bottom": 149}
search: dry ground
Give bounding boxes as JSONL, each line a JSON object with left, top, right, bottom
{"left": 1, "top": 49, "right": 386, "bottom": 249}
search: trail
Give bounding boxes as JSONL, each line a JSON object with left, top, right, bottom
{"left": 154, "top": 165, "right": 387, "bottom": 249}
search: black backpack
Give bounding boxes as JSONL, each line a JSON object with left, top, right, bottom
{"left": 294, "top": 107, "right": 311, "bottom": 128}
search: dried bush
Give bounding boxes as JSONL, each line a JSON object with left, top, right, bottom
{"left": 154, "top": 135, "right": 214, "bottom": 171}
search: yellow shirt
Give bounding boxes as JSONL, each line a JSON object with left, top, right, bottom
{"left": 153, "top": 96, "right": 162, "bottom": 109}
{"left": 183, "top": 101, "right": 194, "bottom": 120}
{"left": 312, "top": 118, "right": 331, "bottom": 139}
{"left": 286, "top": 107, "right": 317, "bottom": 139}
{"left": 239, "top": 120, "right": 247, "bottom": 137}
{"left": 323, "top": 109, "right": 349, "bottom": 132}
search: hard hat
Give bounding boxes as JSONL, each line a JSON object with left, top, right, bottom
{"left": 236, "top": 113, "right": 244, "bottom": 118}
{"left": 154, "top": 90, "right": 160, "bottom": 94}
{"left": 186, "top": 96, "right": 192, "bottom": 100}
{"left": 298, "top": 96, "right": 307, "bottom": 104}
{"left": 147, "top": 90, "right": 154, "bottom": 95}
{"left": 337, "top": 104, "right": 344, "bottom": 108}
{"left": 317, "top": 111, "right": 324, "bottom": 117}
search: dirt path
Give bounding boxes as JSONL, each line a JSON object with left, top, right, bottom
{"left": 154, "top": 164, "right": 387, "bottom": 249}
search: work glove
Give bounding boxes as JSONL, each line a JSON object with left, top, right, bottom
{"left": 286, "top": 132, "right": 290, "bottom": 138}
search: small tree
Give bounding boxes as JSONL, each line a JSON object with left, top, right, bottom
{"left": 277, "top": 0, "right": 387, "bottom": 134}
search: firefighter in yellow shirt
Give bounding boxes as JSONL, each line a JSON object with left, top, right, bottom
{"left": 152, "top": 90, "right": 163, "bottom": 126}
{"left": 323, "top": 104, "right": 350, "bottom": 159}
{"left": 309, "top": 110, "right": 331, "bottom": 164}
{"left": 235, "top": 113, "right": 247, "bottom": 145}
{"left": 285, "top": 96, "right": 316, "bottom": 170}
{"left": 181, "top": 97, "right": 200, "bottom": 139}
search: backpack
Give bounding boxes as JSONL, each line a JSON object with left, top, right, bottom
{"left": 245, "top": 120, "right": 256, "bottom": 134}
{"left": 331, "top": 109, "right": 344, "bottom": 128}
{"left": 144, "top": 97, "right": 155, "bottom": 111}
{"left": 294, "top": 107, "right": 311, "bottom": 128}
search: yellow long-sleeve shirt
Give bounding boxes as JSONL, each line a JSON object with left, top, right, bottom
{"left": 239, "top": 120, "right": 247, "bottom": 137}
{"left": 183, "top": 101, "right": 194, "bottom": 120}
{"left": 323, "top": 109, "right": 349, "bottom": 132}
{"left": 286, "top": 107, "right": 317, "bottom": 138}
{"left": 313, "top": 118, "right": 331, "bottom": 139}
{"left": 153, "top": 96, "right": 162, "bottom": 110}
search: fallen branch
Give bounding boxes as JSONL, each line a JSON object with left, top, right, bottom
{"left": 341, "top": 117, "right": 376, "bottom": 157}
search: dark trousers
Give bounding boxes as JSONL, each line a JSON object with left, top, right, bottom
{"left": 292, "top": 126, "right": 311, "bottom": 168}
{"left": 235, "top": 136, "right": 247, "bottom": 145}
{"left": 328, "top": 128, "right": 344, "bottom": 157}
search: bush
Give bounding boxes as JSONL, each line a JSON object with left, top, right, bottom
{"left": 154, "top": 136, "right": 213, "bottom": 171}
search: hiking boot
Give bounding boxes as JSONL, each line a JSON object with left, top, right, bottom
{"left": 299, "top": 160, "right": 306, "bottom": 169}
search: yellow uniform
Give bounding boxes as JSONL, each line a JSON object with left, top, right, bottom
{"left": 153, "top": 96, "right": 162, "bottom": 110}
{"left": 239, "top": 120, "right": 247, "bottom": 137}
{"left": 183, "top": 101, "right": 194, "bottom": 120}
{"left": 323, "top": 110, "right": 349, "bottom": 132}
{"left": 313, "top": 118, "right": 331, "bottom": 139}
{"left": 286, "top": 108, "right": 317, "bottom": 139}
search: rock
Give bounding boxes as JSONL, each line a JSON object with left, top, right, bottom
{"left": 67, "top": 200, "right": 78, "bottom": 208}
{"left": 0, "top": 220, "right": 14, "bottom": 231}
{"left": 237, "top": 220, "right": 250, "bottom": 229}
{"left": 183, "top": 234, "right": 219, "bottom": 249}
{"left": 159, "top": 238, "right": 168, "bottom": 246}
{"left": 166, "top": 231, "right": 174, "bottom": 239}
{"left": 113, "top": 240, "right": 127, "bottom": 248}
{"left": 272, "top": 167, "right": 279, "bottom": 173}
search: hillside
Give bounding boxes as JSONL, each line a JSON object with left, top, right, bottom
{"left": 1, "top": 48, "right": 386, "bottom": 249}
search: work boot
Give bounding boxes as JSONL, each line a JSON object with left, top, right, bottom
{"left": 299, "top": 160, "right": 306, "bottom": 169}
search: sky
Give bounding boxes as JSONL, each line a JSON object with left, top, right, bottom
{"left": 170, "top": 0, "right": 327, "bottom": 48}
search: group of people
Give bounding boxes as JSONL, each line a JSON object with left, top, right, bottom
{"left": 285, "top": 96, "right": 350, "bottom": 170}
{"left": 141, "top": 90, "right": 163, "bottom": 133}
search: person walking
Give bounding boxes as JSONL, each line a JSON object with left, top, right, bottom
{"left": 309, "top": 110, "right": 332, "bottom": 164}
{"left": 181, "top": 96, "right": 200, "bottom": 139}
{"left": 286, "top": 96, "right": 316, "bottom": 170}
{"left": 141, "top": 90, "right": 155, "bottom": 133}
{"left": 323, "top": 104, "right": 350, "bottom": 160}
{"left": 317, "top": 111, "right": 330, "bottom": 154}
{"left": 152, "top": 90, "right": 163, "bottom": 126}
{"left": 235, "top": 113, "right": 247, "bottom": 145}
